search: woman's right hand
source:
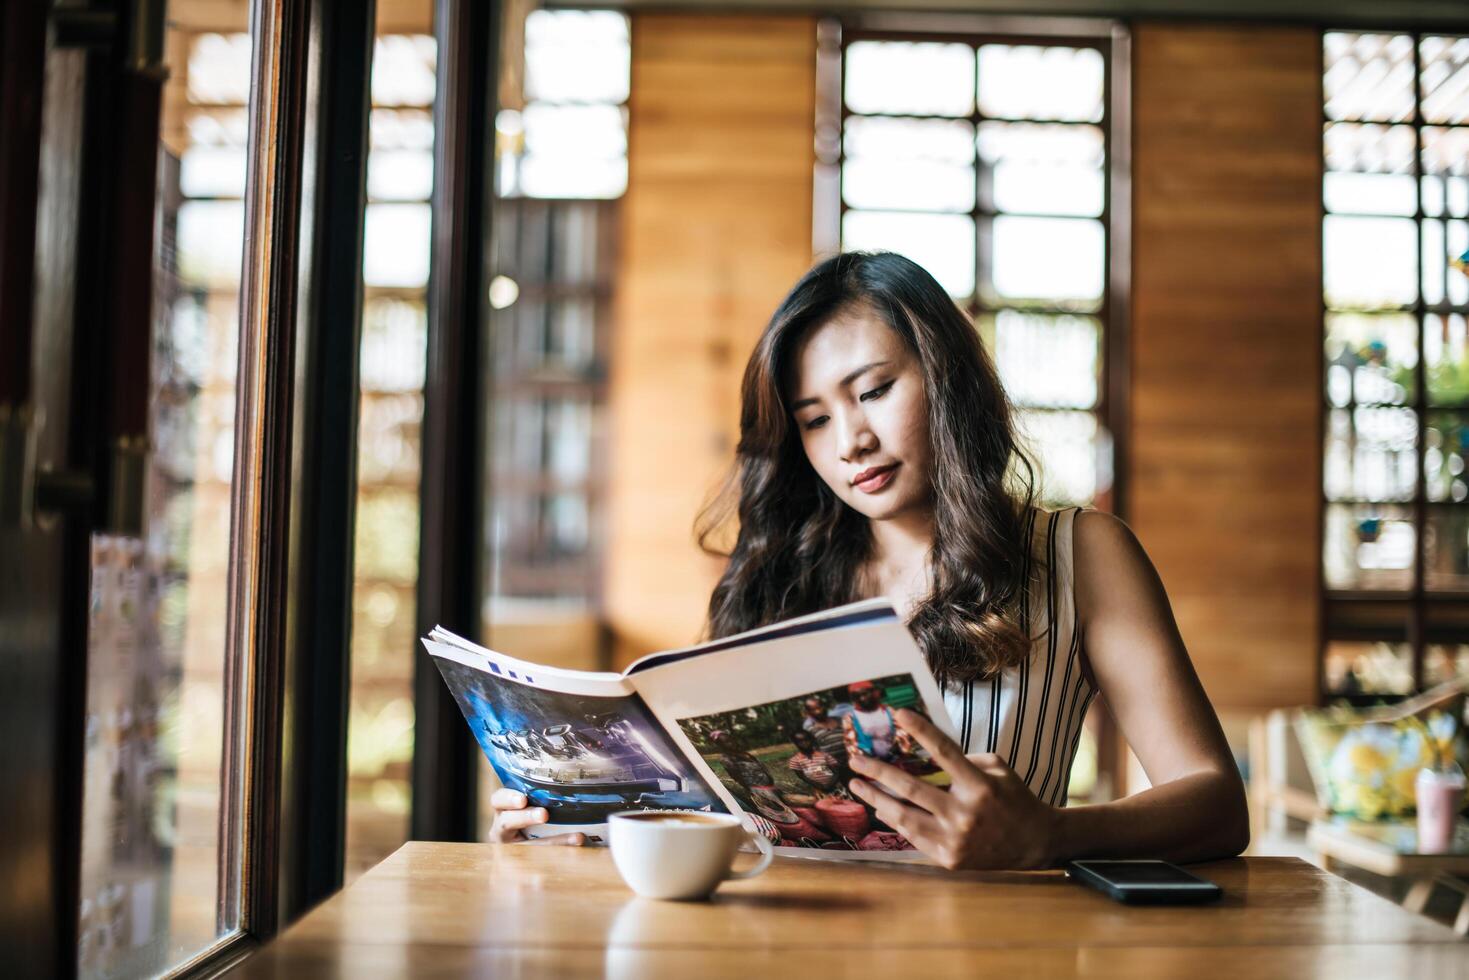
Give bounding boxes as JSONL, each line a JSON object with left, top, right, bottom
{"left": 488, "top": 788, "right": 587, "bottom": 845}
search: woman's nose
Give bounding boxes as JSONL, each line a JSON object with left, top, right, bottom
{"left": 838, "top": 412, "right": 877, "bottom": 462}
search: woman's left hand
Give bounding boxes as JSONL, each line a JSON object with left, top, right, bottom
{"left": 846, "top": 708, "right": 1061, "bottom": 870}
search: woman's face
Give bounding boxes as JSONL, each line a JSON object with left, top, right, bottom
{"left": 789, "top": 305, "right": 932, "bottom": 525}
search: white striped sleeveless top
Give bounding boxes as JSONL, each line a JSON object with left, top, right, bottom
{"left": 941, "top": 506, "right": 1096, "bottom": 807}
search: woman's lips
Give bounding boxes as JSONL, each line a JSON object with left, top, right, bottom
{"left": 852, "top": 463, "right": 899, "bottom": 494}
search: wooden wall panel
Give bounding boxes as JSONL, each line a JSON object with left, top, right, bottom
{"left": 606, "top": 15, "right": 815, "bottom": 667}
{"left": 1130, "top": 23, "right": 1322, "bottom": 710}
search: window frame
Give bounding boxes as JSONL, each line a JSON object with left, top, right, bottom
{"left": 1320, "top": 27, "right": 1469, "bottom": 703}
{"left": 830, "top": 13, "right": 1131, "bottom": 514}
{"left": 47, "top": 0, "right": 378, "bottom": 972}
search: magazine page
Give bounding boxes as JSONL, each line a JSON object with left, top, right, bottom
{"left": 627, "top": 601, "right": 954, "bottom": 862}
{"left": 424, "top": 637, "right": 731, "bottom": 842}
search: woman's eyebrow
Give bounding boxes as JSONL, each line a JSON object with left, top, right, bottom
{"left": 790, "top": 360, "right": 891, "bottom": 412}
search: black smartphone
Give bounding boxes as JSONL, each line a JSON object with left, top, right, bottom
{"left": 1065, "top": 859, "right": 1223, "bottom": 905}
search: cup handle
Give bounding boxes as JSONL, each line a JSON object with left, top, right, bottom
{"left": 726, "top": 830, "right": 775, "bottom": 881}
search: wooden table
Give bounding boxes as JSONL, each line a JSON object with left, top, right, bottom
{"left": 1309, "top": 817, "right": 1469, "bottom": 935}
{"left": 237, "top": 842, "right": 1465, "bottom": 978}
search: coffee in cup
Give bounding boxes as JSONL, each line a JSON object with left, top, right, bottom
{"left": 608, "top": 810, "right": 774, "bottom": 900}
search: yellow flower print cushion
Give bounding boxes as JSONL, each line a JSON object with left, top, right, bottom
{"left": 1294, "top": 706, "right": 1466, "bottom": 821}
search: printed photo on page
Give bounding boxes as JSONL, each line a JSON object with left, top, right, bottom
{"left": 675, "top": 673, "right": 948, "bottom": 853}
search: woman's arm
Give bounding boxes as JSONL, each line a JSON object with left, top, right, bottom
{"left": 1053, "top": 509, "right": 1249, "bottom": 863}
{"left": 846, "top": 510, "right": 1248, "bottom": 868}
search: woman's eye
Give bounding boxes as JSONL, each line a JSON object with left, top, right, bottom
{"left": 859, "top": 381, "right": 894, "bottom": 402}
{"left": 802, "top": 416, "right": 829, "bottom": 431}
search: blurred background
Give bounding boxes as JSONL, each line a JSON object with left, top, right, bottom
{"left": 6, "top": 0, "right": 1468, "bottom": 975}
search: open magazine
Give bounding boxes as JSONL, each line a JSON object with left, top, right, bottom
{"left": 423, "top": 599, "right": 955, "bottom": 862}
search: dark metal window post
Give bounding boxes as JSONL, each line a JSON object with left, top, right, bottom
{"left": 413, "top": 0, "right": 501, "bottom": 843}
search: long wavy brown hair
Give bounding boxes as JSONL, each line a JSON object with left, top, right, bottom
{"left": 697, "top": 251, "right": 1039, "bottom": 686}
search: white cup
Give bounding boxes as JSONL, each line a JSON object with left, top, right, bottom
{"left": 608, "top": 810, "right": 774, "bottom": 900}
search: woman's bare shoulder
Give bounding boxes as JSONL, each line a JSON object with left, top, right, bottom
{"left": 1072, "top": 508, "right": 1168, "bottom": 620}
{"left": 1073, "top": 508, "right": 1141, "bottom": 557}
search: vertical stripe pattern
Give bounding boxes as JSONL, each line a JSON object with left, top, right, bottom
{"left": 942, "top": 507, "right": 1096, "bottom": 806}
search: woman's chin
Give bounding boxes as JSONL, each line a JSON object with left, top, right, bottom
{"left": 844, "top": 494, "right": 918, "bottom": 524}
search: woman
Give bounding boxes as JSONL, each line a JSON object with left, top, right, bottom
{"left": 490, "top": 251, "right": 1249, "bottom": 868}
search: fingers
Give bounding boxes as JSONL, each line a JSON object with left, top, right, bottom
{"left": 490, "top": 787, "right": 529, "bottom": 811}
{"left": 523, "top": 831, "right": 587, "bottom": 847}
{"left": 491, "top": 805, "right": 550, "bottom": 842}
{"left": 847, "top": 753, "right": 951, "bottom": 814}
{"left": 895, "top": 709, "right": 982, "bottom": 780}
{"left": 848, "top": 777, "right": 940, "bottom": 841}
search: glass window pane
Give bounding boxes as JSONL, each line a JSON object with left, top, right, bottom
{"left": 842, "top": 162, "right": 974, "bottom": 212}
{"left": 1425, "top": 644, "right": 1469, "bottom": 686}
{"left": 1324, "top": 122, "right": 1416, "bottom": 175}
{"left": 987, "top": 216, "right": 1104, "bottom": 309}
{"left": 1324, "top": 312, "right": 1417, "bottom": 407}
{"left": 1324, "top": 503, "right": 1415, "bottom": 590}
{"left": 1452, "top": 221, "right": 1469, "bottom": 307}
{"left": 842, "top": 211, "right": 975, "bottom": 299}
{"left": 369, "top": 108, "right": 434, "bottom": 151}
{"left": 1323, "top": 216, "right": 1417, "bottom": 309}
{"left": 519, "top": 104, "right": 627, "bottom": 199}
{"left": 348, "top": 13, "right": 438, "bottom": 885}
{"left": 1323, "top": 173, "right": 1417, "bottom": 215}
{"left": 520, "top": 155, "right": 627, "bottom": 201}
{"left": 522, "top": 103, "right": 626, "bottom": 161}
{"left": 1420, "top": 36, "right": 1469, "bottom": 125}
{"left": 367, "top": 149, "right": 434, "bottom": 202}
{"left": 1423, "top": 220, "right": 1469, "bottom": 308}
{"left": 1422, "top": 128, "right": 1469, "bottom": 219}
{"left": 180, "top": 107, "right": 250, "bottom": 153}
{"left": 979, "top": 122, "right": 1104, "bottom": 217}
{"left": 1324, "top": 32, "right": 1415, "bottom": 123}
{"left": 1426, "top": 411, "right": 1469, "bottom": 502}
{"left": 1015, "top": 409, "right": 1098, "bottom": 506}
{"left": 977, "top": 44, "right": 1103, "bottom": 122}
{"left": 79, "top": 9, "right": 251, "bottom": 978}
{"left": 355, "top": 487, "right": 423, "bottom": 582}
{"left": 1324, "top": 641, "right": 1414, "bottom": 696}
{"left": 364, "top": 203, "right": 432, "bottom": 288}
{"left": 1324, "top": 407, "right": 1417, "bottom": 502}
{"left": 545, "top": 491, "right": 591, "bottom": 555}
{"left": 546, "top": 298, "right": 597, "bottom": 372}
{"left": 1422, "top": 126, "right": 1469, "bottom": 177}
{"left": 356, "top": 391, "right": 425, "bottom": 485}
{"left": 845, "top": 115, "right": 974, "bottom": 163}
{"left": 1426, "top": 505, "right": 1469, "bottom": 590}
{"left": 549, "top": 202, "right": 608, "bottom": 285}
{"left": 1424, "top": 175, "right": 1447, "bottom": 218}
{"left": 986, "top": 311, "right": 1100, "bottom": 409}
{"left": 186, "top": 33, "right": 252, "bottom": 104}
{"left": 371, "top": 34, "right": 436, "bottom": 107}
{"left": 1425, "top": 219, "right": 1447, "bottom": 307}
{"left": 546, "top": 397, "right": 594, "bottom": 485}
{"left": 844, "top": 41, "right": 976, "bottom": 117}
{"left": 1427, "top": 314, "right": 1469, "bottom": 407}
{"left": 842, "top": 117, "right": 975, "bottom": 212}
{"left": 361, "top": 297, "right": 429, "bottom": 393}
{"left": 176, "top": 201, "right": 246, "bottom": 287}
{"left": 179, "top": 147, "right": 246, "bottom": 198}
{"left": 524, "top": 9, "right": 630, "bottom": 104}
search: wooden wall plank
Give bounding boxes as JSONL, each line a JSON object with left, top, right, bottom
{"left": 1130, "top": 23, "right": 1323, "bottom": 710}
{"left": 606, "top": 14, "right": 815, "bottom": 667}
